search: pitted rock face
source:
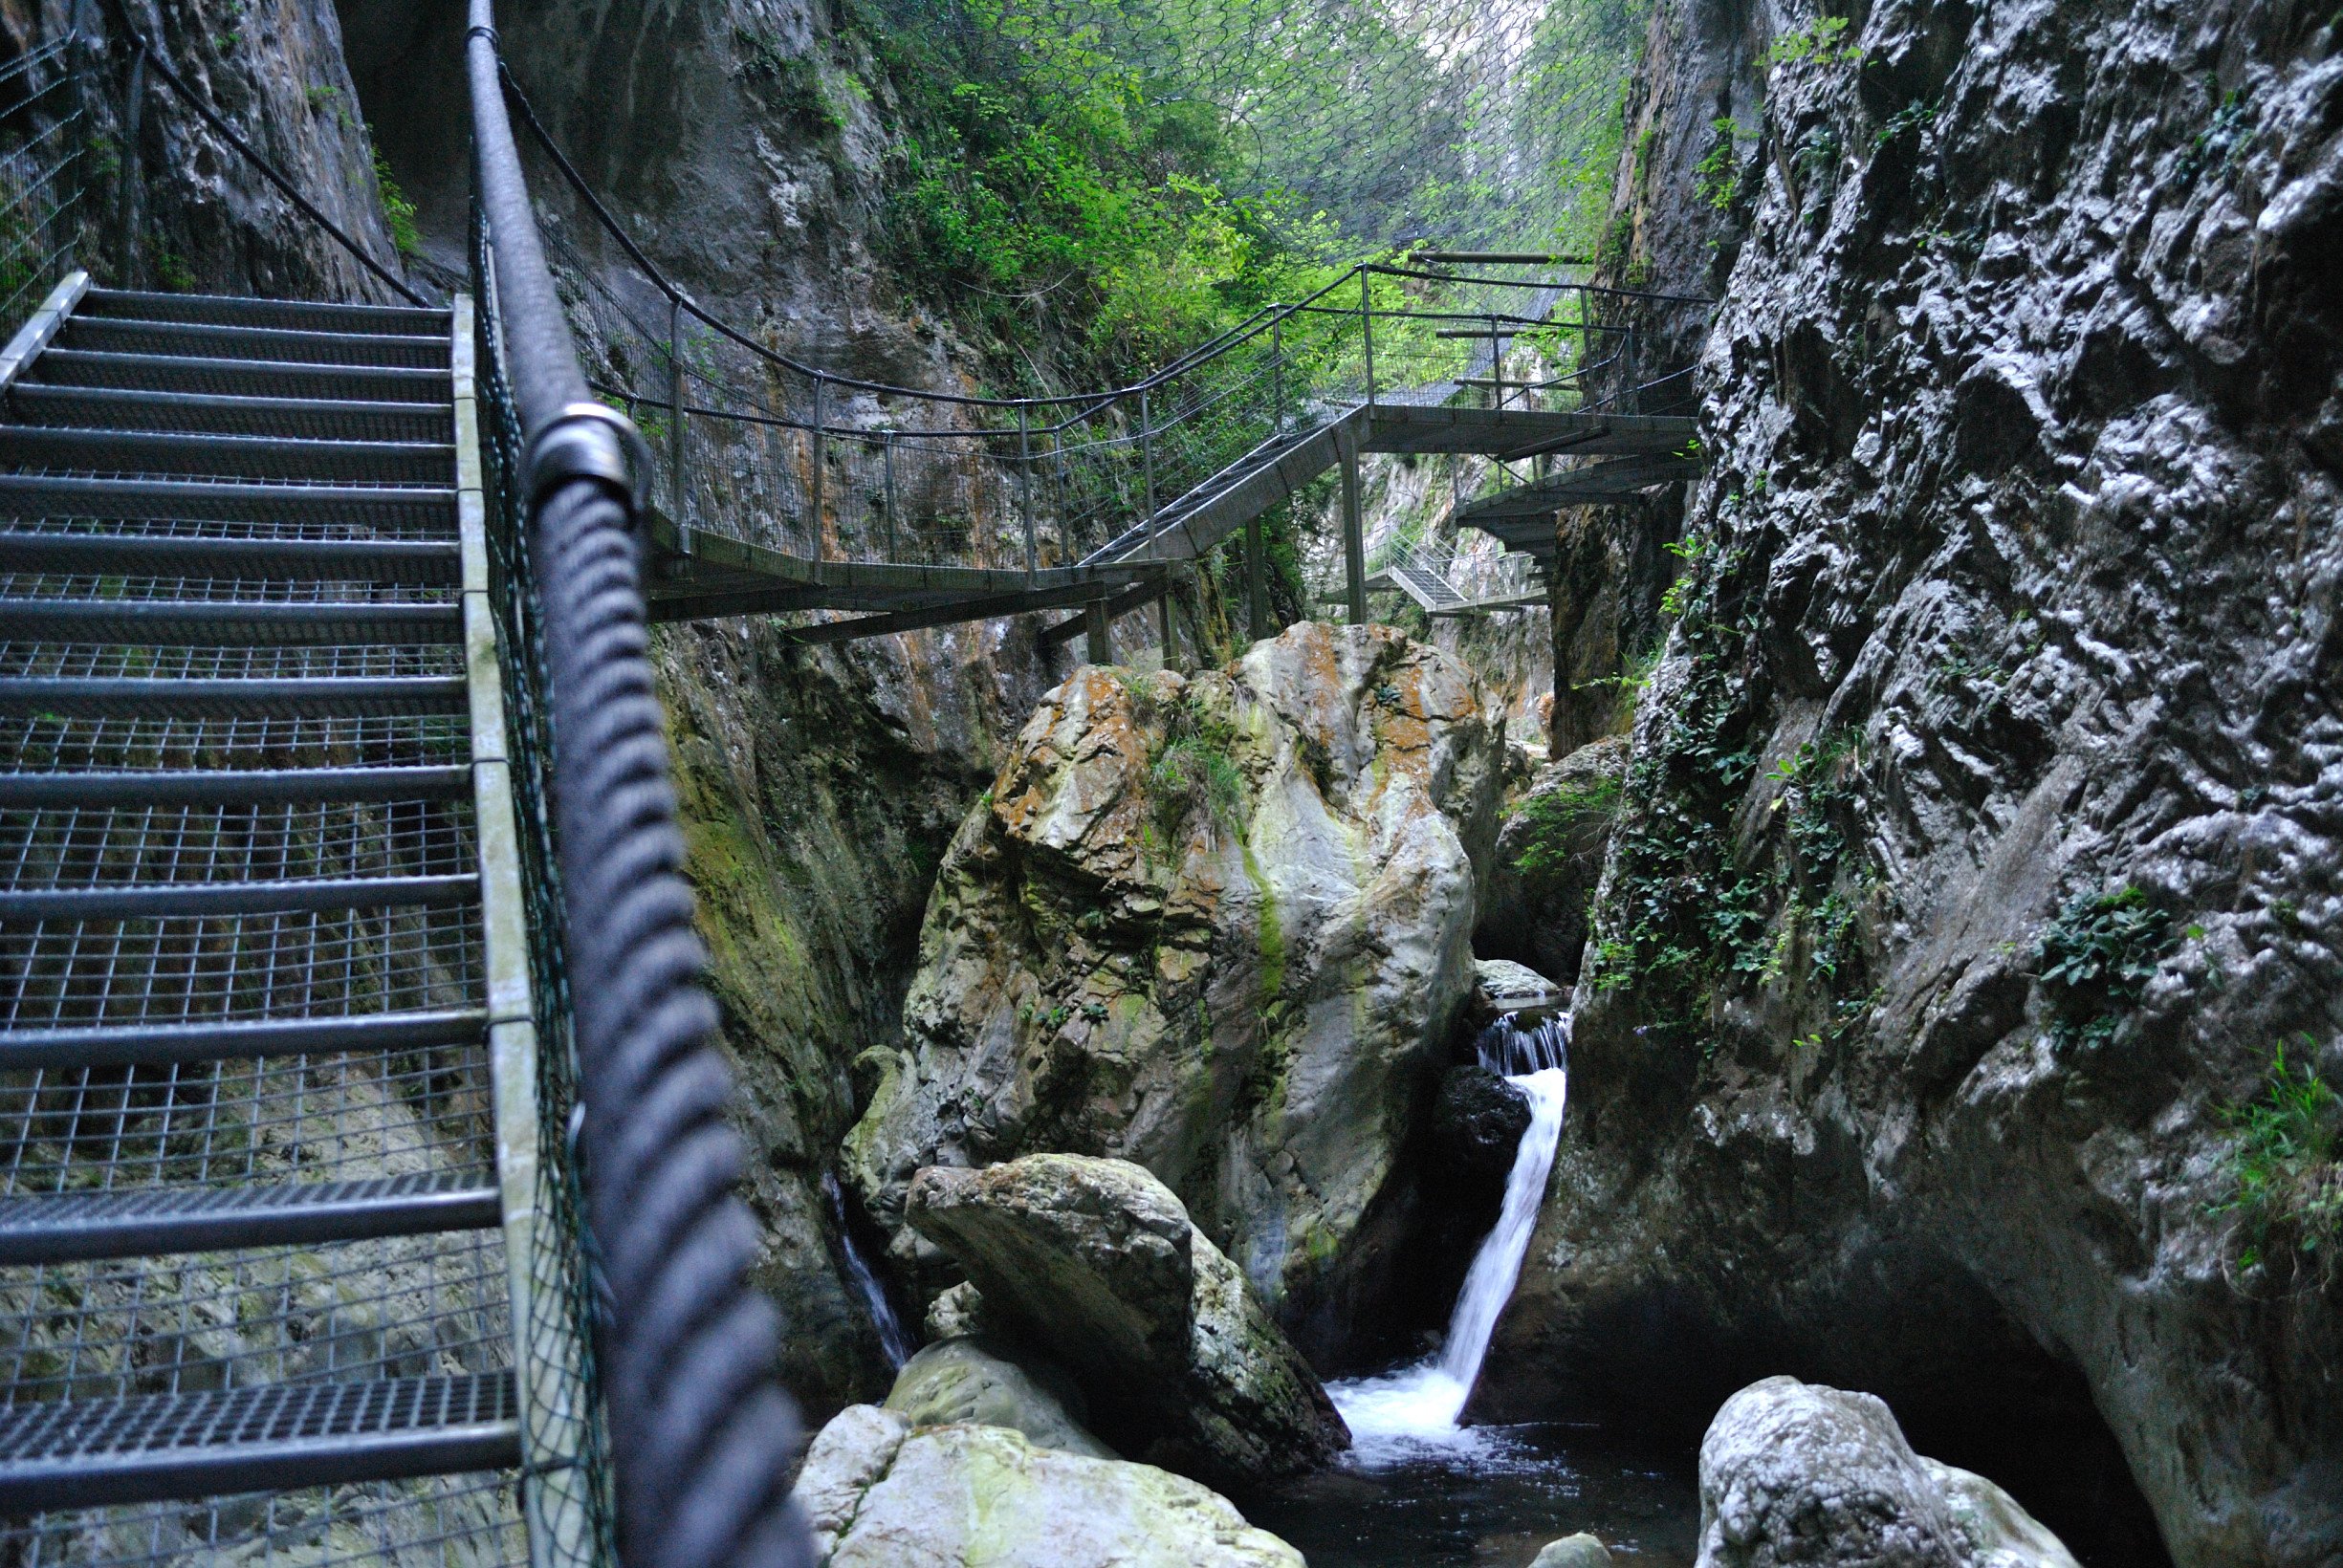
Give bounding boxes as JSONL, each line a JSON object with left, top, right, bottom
{"left": 1472, "top": 0, "right": 2343, "bottom": 1561}
{"left": 843, "top": 622, "right": 1503, "bottom": 1350}
{"left": 1694, "top": 1379, "right": 2081, "bottom": 1568}
{"left": 1697, "top": 1379, "right": 1966, "bottom": 1568}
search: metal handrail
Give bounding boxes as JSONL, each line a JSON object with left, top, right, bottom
{"left": 465, "top": 9, "right": 815, "bottom": 1568}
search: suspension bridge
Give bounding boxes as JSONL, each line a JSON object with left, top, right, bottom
{"left": 0, "top": 4, "right": 1710, "bottom": 1568}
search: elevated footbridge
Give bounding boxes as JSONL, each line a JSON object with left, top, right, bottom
{"left": 491, "top": 68, "right": 1712, "bottom": 654}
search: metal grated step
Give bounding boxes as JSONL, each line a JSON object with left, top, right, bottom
{"left": 0, "top": 673, "right": 470, "bottom": 718}
{"left": 0, "top": 527, "right": 459, "bottom": 583}
{"left": 0, "top": 1175, "right": 499, "bottom": 1265}
{"left": 0, "top": 1373, "right": 519, "bottom": 1511}
{"left": 0, "top": 765, "right": 471, "bottom": 807}
{"left": 0, "top": 872, "right": 477, "bottom": 921}
{"left": 0, "top": 598, "right": 462, "bottom": 646}
{"left": 60, "top": 316, "right": 452, "bottom": 371}
{"left": 28, "top": 350, "right": 451, "bottom": 405}
{"left": 0, "top": 1010, "right": 490, "bottom": 1072}
{"left": 0, "top": 472, "right": 452, "bottom": 533}
{"left": 0, "top": 425, "right": 455, "bottom": 484}
{"left": 79, "top": 289, "right": 452, "bottom": 338}
{"left": 6, "top": 385, "right": 450, "bottom": 444}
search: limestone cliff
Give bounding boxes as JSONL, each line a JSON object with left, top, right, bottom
{"left": 843, "top": 623, "right": 1504, "bottom": 1361}
{"left": 1478, "top": 5, "right": 2343, "bottom": 1568}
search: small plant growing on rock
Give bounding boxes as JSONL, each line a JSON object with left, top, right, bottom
{"left": 2217, "top": 1040, "right": 2342, "bottom": 1290}
{"left": 2035, "top": 884, "right": 2176, "bottom": 1047}
{"left": 1146, "top": 697, "right": 1246, "bottom": 853}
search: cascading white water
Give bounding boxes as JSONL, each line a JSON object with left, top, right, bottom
{"left": 1329, "top": 1013, "right": 1568, "bottom": 1464}
{"left": 825, "top": 1171, "right": 914, "bottom": 1369}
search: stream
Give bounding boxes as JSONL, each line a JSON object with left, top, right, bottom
{"left": 1245, "top": 1014, "right": 1699, "bottom": 1566}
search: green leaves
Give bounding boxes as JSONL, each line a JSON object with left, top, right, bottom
{"left": 2034, "top": 885, "right": 2177, "bottom": 1047}
{"left": 2217, "top": 1040, "right": 2342, "bottom": 1285}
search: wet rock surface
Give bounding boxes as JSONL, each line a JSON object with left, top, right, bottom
{"left": 794, "top": 1404, "right": 1303, "bottom": 1567}
{"left": 1478, "top": 737, "right": 1631, "bottom": 986}
{"left": 905, "top": 1154, "right": 1348, "bottom": 1487}
{"left": 882, "top": 1337, "right": 1114, "bottom": 1459}
{"left": 1695, "top": 1378, "right": 2078, "bottom": 1568}
{"left": 1480, "top": 1, "right": 2343, "bottom": 1563}
{"left": 843, "top": 621, "right": 1503, "bottom": 1352}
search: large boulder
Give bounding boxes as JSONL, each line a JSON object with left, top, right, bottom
{"left": 882, "top": 1337, "right": 1114, "bottom": 1459}
{"left": 1696, "top": 1378, "right": 2080, "bottom": 1568}
{"left": 795, "top": 1404, "right": 1303, "bottom": 1568}
{"left": 906, "top": 1154, "right": 1349, "bottom": 1487}
{"left": 843, "top": 622, "right": 1503, "bottom": 1343}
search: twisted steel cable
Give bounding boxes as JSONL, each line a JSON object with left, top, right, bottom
{"left": 469, "top": 3, "right": 815, "bottom": 1565}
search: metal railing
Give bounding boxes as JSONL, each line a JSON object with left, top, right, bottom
{"left": 463, "top": 9, "right": 814, "bottom": 1568}
{"left": 491, "top": 59, "right": 1710, "bottom": 586}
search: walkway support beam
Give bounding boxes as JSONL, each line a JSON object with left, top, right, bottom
{"left": 1085, "top": 597, "right": 1114, "bottom": 664}
{"left": 1246, "top": 512, "right": 1268, "bottom": 642}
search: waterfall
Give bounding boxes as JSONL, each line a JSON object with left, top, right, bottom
{"left": 825, "top": 1171, "right": 914, "bottom": 1369}
{"left": 1329, "top": 1012, "right": 1569, "bottom": 1462}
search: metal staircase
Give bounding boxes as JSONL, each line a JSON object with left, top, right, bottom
{"left": 0, "top": 274, "right": 548, "bottom": 1542}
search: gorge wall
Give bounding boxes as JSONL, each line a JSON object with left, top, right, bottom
{"left": 1478, "top": 4, "right": 2343, "bottom": 1568}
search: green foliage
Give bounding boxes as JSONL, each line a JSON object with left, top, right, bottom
{"left": 2217, "top": 1041, "right": 2343, "bottom": 1286}
{"left": 2177, "top": 80, "right": 2251, "bottom": 184}
{"left": 1146, "top": 695, "right": 1247, "bottom": 850}
{"left": 736, "top": 29, "right": 849, "bottom": 138}
{"left": 1508, "top": 772, "right": 1623, "bottom": 887}
{"left": 1872, "top": 98, "right": 1935, "bottom": 150}
{"left": 372, "top": 144, "right": 420, "bottom": 257}
{"left": 861, "top": 0, "right": 1356, "bottom": 379}
{"left": 2035, "top": 885, "right": 2176, "bottom": 1047}
{"left": 1767, "top": 15, "right": 1862, "bottom": 68}
{"left": 1693, "top": 117, "right": 1749, "bottom": 210}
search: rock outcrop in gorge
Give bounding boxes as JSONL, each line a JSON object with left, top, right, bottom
{"left": 844, "top": 621, "right": 1504, "bottom": 1358}
{"left": 1479, "top": 1, "right": 2343, "bottom": 1565}
{"left": 906, "top": 1154, "right": 1349, "bottom": 1487}
{"left": 793, "top": 1404, "right": 1304, "bottom": 1568}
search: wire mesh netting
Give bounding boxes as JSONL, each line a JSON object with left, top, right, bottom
{"left": 0, "top": 38, "right": 91, "bottom": 339}
{"left": 0, "top": 1230, "right": 510, "bottom": 1402}
{"left": 0, "top": 1472, "right": 527, "bottom": 1568}
{"left": 471, "top": 208, "right": 617, "bottom": 1568}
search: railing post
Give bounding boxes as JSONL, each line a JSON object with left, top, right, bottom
{"left": 883, "top": 432, "right": 897, "bottom": 562}
{"left": 1488, "top": 315, "right": 1503, "bottom": 410}
{"left": 668, "top": 296, "right": 688, "bottom": 528}
{"left": 119, "top": 47, "right": 145, "bottom": 286}
{"left": 1053, "top": 426, "right": 1068, "bottom": 565}
{"left": 1340, "top": 423, "right": 1366, "bottom": 625}
{"left": 810, "top": 374, "right": 826, "bottom": 559}
{"left": 1360, "top": 269, "right": 1376, "bottom": 406}
{"left": 1018, "top": 403, "right": 1035, "bottom": 583}
{"left": 1270, "top": 311, "right": 1284, "bottom": 435}
{"left": 1139, "top": 384, "right": 1157, "bottom": 556}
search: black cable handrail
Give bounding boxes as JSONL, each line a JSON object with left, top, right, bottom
{"left": 465, "top": 9, "right": 815, "bottom": 1568}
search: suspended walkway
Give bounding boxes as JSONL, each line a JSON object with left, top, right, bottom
{"left": 487, "top": 69, "right": 1712, "bottom": 654}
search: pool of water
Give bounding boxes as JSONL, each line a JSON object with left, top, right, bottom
{"left": 1239, "top": 1421, "right": 1699, "bottom": 1568}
